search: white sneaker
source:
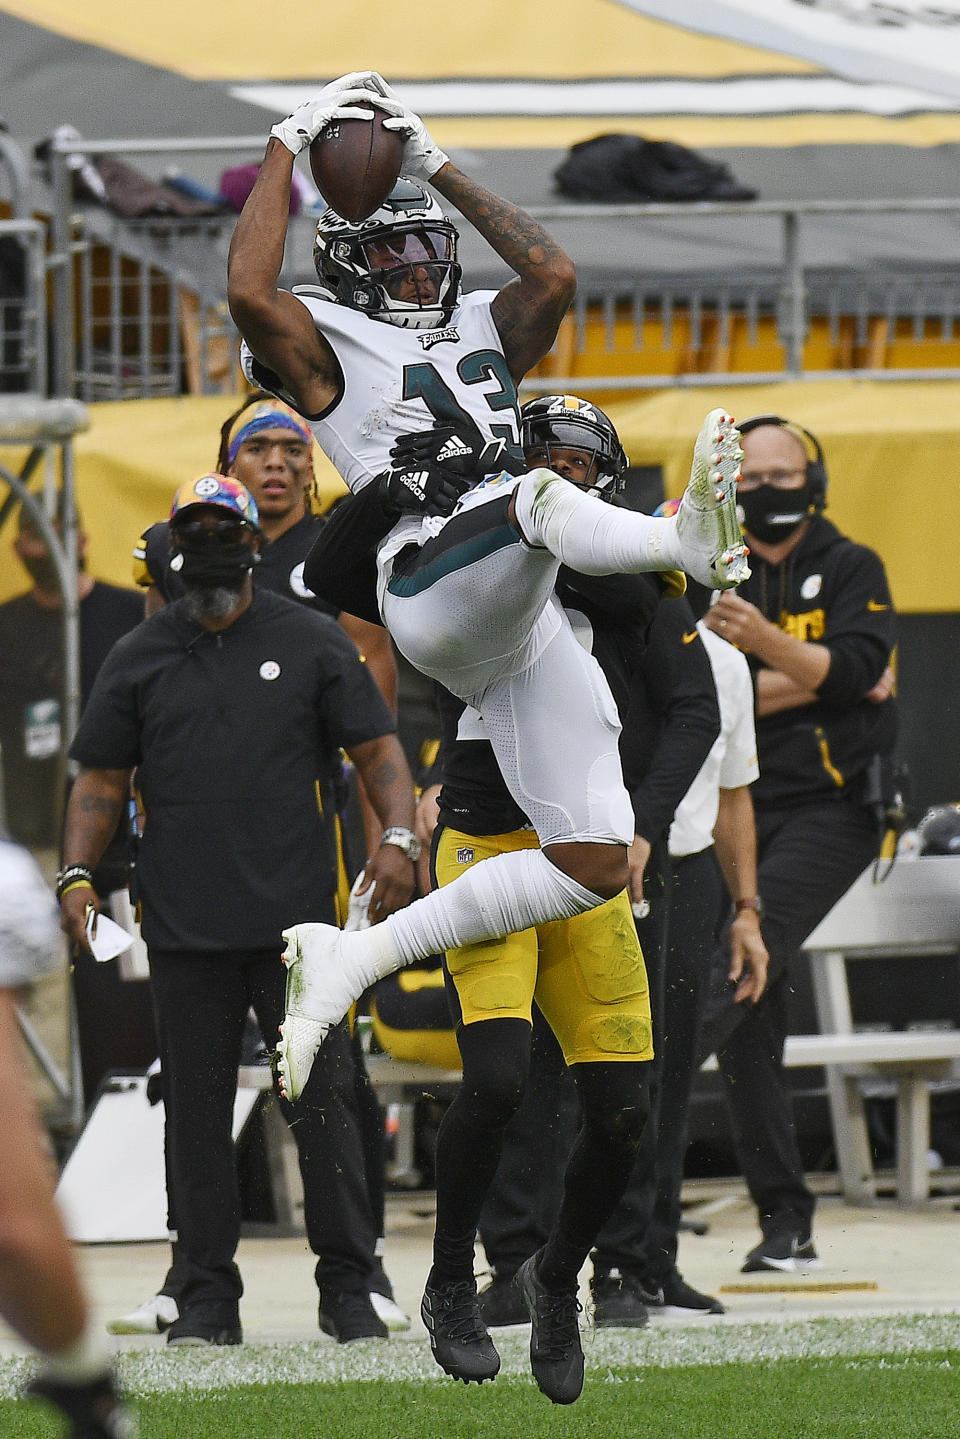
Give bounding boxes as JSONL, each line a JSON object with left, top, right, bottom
{"left": 106, "top": 1292, "right": 179, "bottom": 1335}
{"left": 277, "top": 923, "right": 355, "bottom": 1101}
{"left": 676, "top": 409, "right": 751, "bottom": 590}
{"left": 370, "top": 1290, "right": 412, "bottom": 1332}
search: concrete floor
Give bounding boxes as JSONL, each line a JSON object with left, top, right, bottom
{"left": 3, "top": 1179, "right": 958, "bottom": 1356}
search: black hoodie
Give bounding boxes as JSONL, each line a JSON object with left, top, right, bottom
{"left": 738, "top": 514, "right": 897, "bottom": 808}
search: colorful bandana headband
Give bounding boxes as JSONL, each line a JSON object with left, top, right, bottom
{"left": 169, "top": 474, "right": 260, "bottom": 526}
{"left": 226, "top": 400, "right": 313, "bottom": 468}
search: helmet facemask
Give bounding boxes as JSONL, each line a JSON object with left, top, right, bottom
{"left": 313, "top": 179, "right": 461, "bottom": 330}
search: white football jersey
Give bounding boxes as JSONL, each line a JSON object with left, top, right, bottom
{"left": 245, "top": 287, "right": 523, "bottom": 495}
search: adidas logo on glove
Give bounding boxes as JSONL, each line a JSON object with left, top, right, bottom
{"left": 435, "top": 434, "right": 473, "bottom": 465}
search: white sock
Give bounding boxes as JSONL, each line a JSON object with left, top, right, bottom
{"left": 342, "top": 848, "right": 605, "bottom": 978}
{"left": 41, "top": 1319, "right": 110, "bottom": 1384}
{"left": 514, "top": 469, "right": 683, "bottom": 574}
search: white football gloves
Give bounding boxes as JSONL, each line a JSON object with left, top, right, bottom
{"left": 271, "top": 71, "right": 449, "bottom": 181}
{"left": 355, "top": 73, "right": 450, "bottom": 181}
{"left": 270, "top": 72, "right": 381, "bottom": 156}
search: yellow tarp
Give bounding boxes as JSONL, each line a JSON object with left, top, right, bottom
{"left": 0, "top": 395, "right": 347, "bottom": 604}
{"left": 0, "top": 1, "right": 818, "bottom": 83}
{"left": 1, "top": 381, "right": 956, "bottom": 613}
{"left": 603, "top": 379, "right": 960, "bottom": 613}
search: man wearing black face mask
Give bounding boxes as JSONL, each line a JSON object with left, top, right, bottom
{"left": 699, "top": 417, "right": 897, "bottom": 1276}
{"left": 57, "top": 473, "right": 419, "bottom": 1347}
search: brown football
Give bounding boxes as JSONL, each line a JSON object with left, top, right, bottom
{"left": 309, "top": 108, "right": 403, "bottom": 223}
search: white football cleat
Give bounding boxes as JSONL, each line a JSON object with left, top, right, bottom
{"left": 106, "top": 1292, "right": 179, "bottom": 1335}
{"left": 277, "top": 923, "right": 357, "bottom": 1101}
{"left": 370, "top": 1290, "right": 412, "bottom": 1332}
{"left": 676, "top": 409, "right": 751, "bottom": 590}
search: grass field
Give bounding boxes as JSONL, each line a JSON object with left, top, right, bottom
{"left": 3, "top": 1313, "right": 960, "bottom": 1438}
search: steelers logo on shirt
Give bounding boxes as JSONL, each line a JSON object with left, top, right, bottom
{"left": 259, "top": 661, "right": 281, "bottom": 681}
{"left": 801, "top": 574, "right": 823, "bottom": 600}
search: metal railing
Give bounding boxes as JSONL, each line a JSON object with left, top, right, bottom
{"left": 0, "top": 219, "right": 48, "bottom": 395}
{"left": 34, "top": 135, "right": 960, "bottom": 398}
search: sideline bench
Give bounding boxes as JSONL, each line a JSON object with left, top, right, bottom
{"left": 799, "top": 856, "right": 960, "bottom": 1206}
{"left": 702, "top": 1030, "right": 960, "bottom": 1205}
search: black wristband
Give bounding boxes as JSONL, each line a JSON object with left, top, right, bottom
{"left": 56, "top": 864, "right": 94, "bottom": 901}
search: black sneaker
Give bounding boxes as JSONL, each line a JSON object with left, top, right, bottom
{"left": 25, "top": 1370, "right": 136, "bottom": 1439}
{"left": 515, "top": 1250, "right": 584, "bottom": 1406}
{"left": 639, "top": 1269, "right": 725, "bottom": 1316}
{"left": 166, "top": 1301, "right": 242, "bottom": 1347}
{"left": 478, "top": 1273, "right": 529, "bottom": 1328}
{"left": 318, "top": 1288, "right": 389, "bottom": 1343}
{"left": 741, "top": 1232, "right": 821, "bottom": 1274}
{"left": 590, "top": 1268, "right": 650, "bottom": 1328}
{"left": 421, "top": 1279, "right": 501, "bottom": 1383}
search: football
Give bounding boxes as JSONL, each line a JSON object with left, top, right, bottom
{"left": 309, "top": 108, "right": 403, "bottom": 223}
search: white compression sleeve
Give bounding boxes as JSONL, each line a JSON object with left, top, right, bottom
{"left": 514, "top": 468, "right": 684, "bottom": 574}
{"left": 352, "top": 847, "right": 606, "bottom": 974}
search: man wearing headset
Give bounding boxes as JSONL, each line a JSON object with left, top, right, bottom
{"left": 700, "top": 415, "right": 897, "bottom": 1275}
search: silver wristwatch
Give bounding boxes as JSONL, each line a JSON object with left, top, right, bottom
{"left": 379, "top": 826, "right": 422, "bottom": 862}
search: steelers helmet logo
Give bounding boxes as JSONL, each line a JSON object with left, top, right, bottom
{"left": 194, "top": 476, "right": 221, "bottom": 498}
{"left": 259, "top": 661, "right": 281, "bottom": 681}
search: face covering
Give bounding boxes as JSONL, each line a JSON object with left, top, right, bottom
{"left": 169, "top": 532, "right": 257, "bottom": 589}
{"left": 737, "top": 485, "right": 813, "bottom": 545}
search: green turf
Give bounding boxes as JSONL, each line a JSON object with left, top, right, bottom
{"left": 4, "top": 1344, "right": 960, "bottom": 1439}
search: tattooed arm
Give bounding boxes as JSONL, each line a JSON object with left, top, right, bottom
{"left": 431, "top": 164, "right": 576, "bottom": 382}
{"left": 59, "top": 767, "right": 131, "bottom": 949}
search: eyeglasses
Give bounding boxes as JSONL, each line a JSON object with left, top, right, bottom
{"left": 738, "top": 467, "right": 806, "bottom": 492}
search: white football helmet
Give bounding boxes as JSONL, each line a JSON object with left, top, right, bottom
{"left": 313, "top": 177, "right": 461, "bottom": 330}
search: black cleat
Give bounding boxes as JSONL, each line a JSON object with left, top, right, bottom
{"left": 166, "top": 1299, "right": 242, "bottom": 1347}
{"left": 741, "top": 1232, "right": 821, "bottom": 1274}
{"left": 590, "top": 1268, "right": 650, "bottom": 1328}
{"left": 421, "top": 1279, "right": 501, "bottom": 1383}
{"left": 478, "top": 1273, "right": 529, "bottom": 1328}
{"left": 318, "top": 1289, "right": 388, "bottom": 1343}
{"left": 640, "top": 1268, "right": 725, "bottom": 1316}
{"left": 516, "top": 1250, "right": 584, "bottom": 1405}
{"left": 25, "top": 1370, "right": 137, "bottom": 1438}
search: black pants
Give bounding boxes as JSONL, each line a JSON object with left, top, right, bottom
{"left": 699, "top": 798, "right": 879, "bottom": 1237}
{"left": 149, "top": 945, "right": 379, "bottom": 1312}
{"left": 476, "top": 1011, "right": 580, "bottom": 1275}
{"left": 593, "top": 845, "right": 725, "bottom": 1278}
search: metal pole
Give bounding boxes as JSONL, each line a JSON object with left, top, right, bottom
{"left": 781, "top": 209, "right": 807, "bottom": 379}
{"left": 49, "top": 147, "right": 75, "bottom": 398}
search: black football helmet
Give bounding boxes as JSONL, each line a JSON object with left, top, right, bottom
{"left": 916, "top": 803, "right": 960, "bottom": 856}
{"left": 520, "top": 395, "right": 628, "bottom": 499}
{"left": 313, "top": 177, "right": 461, "bottom": 330}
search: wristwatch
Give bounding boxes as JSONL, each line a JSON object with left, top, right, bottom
{"left": 379, "top": 826, "right": 422, "bottom": 862}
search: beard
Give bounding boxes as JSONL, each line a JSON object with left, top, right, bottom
{"left": 183, "top": 581, "right": 246, "bottom": 624}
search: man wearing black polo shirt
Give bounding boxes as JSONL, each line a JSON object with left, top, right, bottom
{"left": 58, "top": 474, "right": 418, "bottom": 1348}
